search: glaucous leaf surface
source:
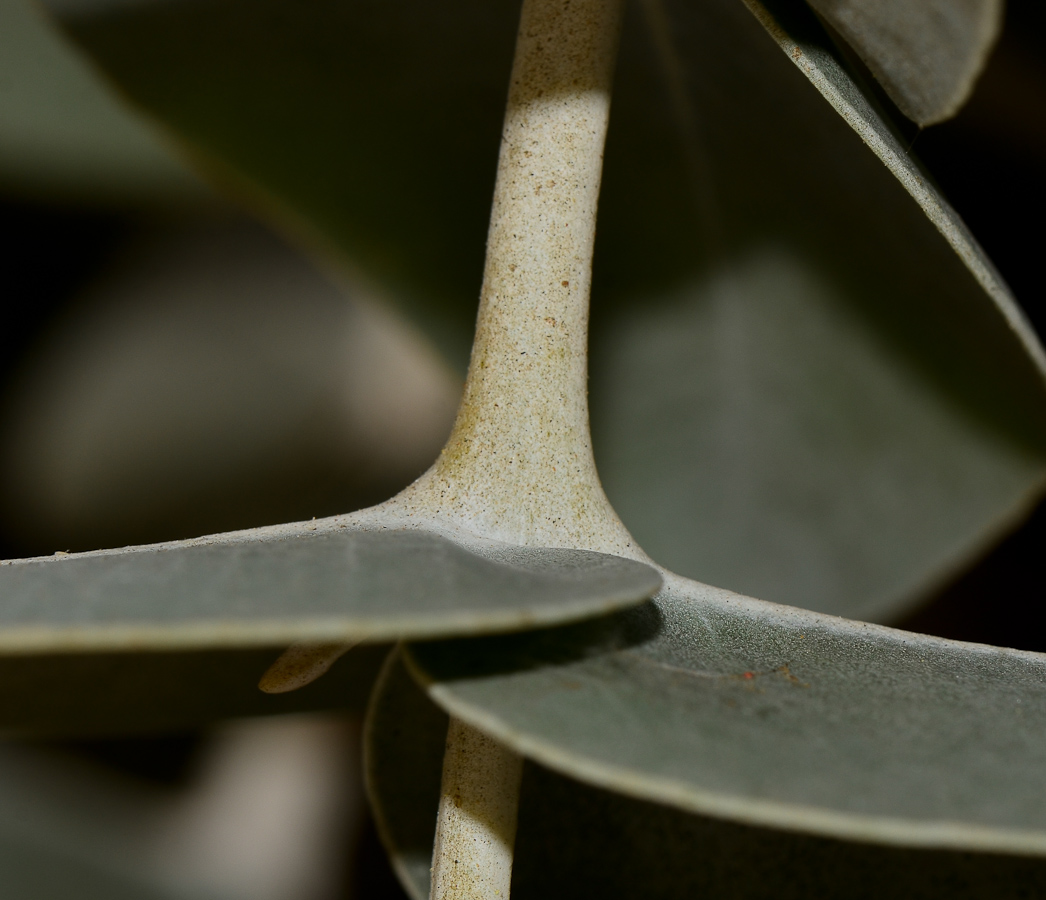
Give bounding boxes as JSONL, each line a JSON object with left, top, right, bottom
{"left": 364, "top": 650, "right": 443, "bottom": 900}
{"left": 45, "top": 0, "right": 518, "bottom": 366}
{"left": 370, "top": 650, "right": 1046, "bottom": 900}
{"left": 407, "top": 572, "right": 1046, "bottom": 856}
{"left": 0, "top": 523, "right": 659, "bottom": 652}
{"left": 0, "top": 0, "right": 203, "bottom": 203}
{"left": 48, "top": 0, "right": 1046, "bottom": 623}
{"left": 802, "top": 0, "right": 1002, "bottom": 125}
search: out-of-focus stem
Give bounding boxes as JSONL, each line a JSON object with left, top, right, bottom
{"left": 258, "top": 640, "right": 356, "bottom": 693}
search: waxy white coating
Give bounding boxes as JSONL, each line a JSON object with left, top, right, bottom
{"left": 429, "top": 718, "right": 524, "bottom": 900}
{"left": 418, "top": 1, "right": 627, "bottom": 896}
{"left": 395, "top": 0, "right": 635, "bottom": 560}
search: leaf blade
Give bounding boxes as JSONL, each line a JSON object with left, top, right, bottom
{"left": 408, "top": 573, "right": 1046, "bottom": 855}
{"left": 0, "top": 523, "right": 660, "bottom": 652}
{"left": 592, "top": 0, "right": 1046, "bottom": 619}
{"left": 371, "top": 646, "right": 1046, "bottom": 898}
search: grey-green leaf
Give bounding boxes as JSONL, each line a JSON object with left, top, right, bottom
{"left": 364, "top": 649, "right": 444, "bottom": 900}
{"left": 799, "top": 0, "right": 1002, "bottom": 125}
{"left": 593, "top": 0, "right": 1046, "bottom": 621}
{"left": 47, "top": 0, "right": 519, "bottom": 365}
{"left": 46, "top": 0, "right": 1046, "bottom": 622}
{"left": 0, "top": 525, "right": 659, "bottom": 652}
{"left": 0, "top": 0, "right": 204, "bottom": 203}
{"left": 407, "top": 573, "right": 1046, "bottom": 855}
{"left": 369, "top": 648, "right": 1046, "bottom": 899}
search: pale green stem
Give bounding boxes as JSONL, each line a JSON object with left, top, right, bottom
{"left": 428, "top": 0, "right": 626, "bottom": 897}
{"left": 403, "top": 0, "right": 633, "bottom": 558}
{"left": 429, "top": 718, "right": 524, "bottom": 900}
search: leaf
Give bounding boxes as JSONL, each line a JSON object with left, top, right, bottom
{"left": 594, "top": 0, "right": 1046, "bottom": 620}
{"left": 590, "top": 250, "right": 1046, "bottom": 622}
{"left": 47, "top": 0, "right": 1046, "bottom": 622}
{"left": 370, "top": 648, "right": 1046, "bottom": 899}
{"left": 513, "top": 765, "right": 1046, "bottom": 900}
{"left": 407, "top": 572, "right": 1046, "bottom": 855}
{"left": 0, "top": 0, "right": 204, "bottom": 203}
{"left": 48, "top": 0, "right": 519, "bottom": 366}
{"left": 0, "top": 523, "right": 660, "bottom": 653}
{"left": 0, "top": 220, "right": 458, "bottom": 553}
{"left": 364, "top": 649, "right": 444, "bottom": 900}
{"left": 799, "top": 0, "right": 1003, "bottom": 126}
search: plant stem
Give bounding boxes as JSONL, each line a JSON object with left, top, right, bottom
{"left": 261, "top": 0, "right": 631, "bottom": 699}
{"left": 429, "top": 718, "right": 524, "bottom": 900}
{"left": 404, "top": 0, "right": 632, "bottom": 557}
{"left": 424, "top": 2, "right": 627, "bottom": 897}
{"left": 261, "top": 0, "right": 629, "bottom": 891}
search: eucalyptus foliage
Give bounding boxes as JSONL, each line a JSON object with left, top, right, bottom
{"left": 1, "top": 0, "right": 1044, "bottom": 896}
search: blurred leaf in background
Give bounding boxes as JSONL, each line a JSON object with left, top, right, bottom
{"left": 0, "top": 0, "right": 204, "bottom": 202}
{"left": 1, "top": 715, "right": 362, "bottom": 900}
{"left": 0, "top": 219, "right": 457, "bottom": 554}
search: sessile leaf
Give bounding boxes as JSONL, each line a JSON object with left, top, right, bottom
{"left": 370, "top": 648, "right": 1046, "bottom": 899}
{"left": 595, "top": 0, "right": 1046, "bottom": 620}
{"left": 406, "top": 570, "right": 1046, "bottom": 857}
